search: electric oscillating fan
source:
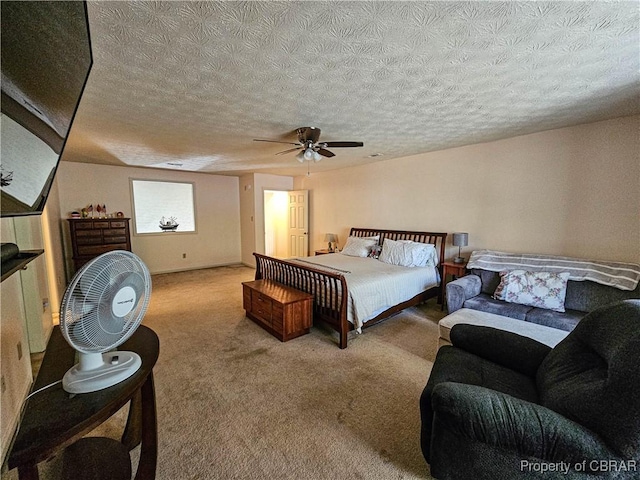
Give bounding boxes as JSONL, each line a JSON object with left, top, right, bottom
{"left": 60, "top": 250, "right": 151, "bottom": 394}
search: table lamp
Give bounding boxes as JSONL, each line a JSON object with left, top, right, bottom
{"left": 324, "top": 233, "right": 337, "bottom": 253}
{"left": 452, "top": 232, "right": 468, "bottom": 264}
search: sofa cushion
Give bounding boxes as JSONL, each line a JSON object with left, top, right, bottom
{"left": 564, "top": 278, "right": 640, "bottom": 312}
{"left": 470, "top": 269, "right": 501, "bottom": 295}
{"left": 464, "top": 293, "right": 532, "bottom": 320}
{"left": 524, "top": 307, "right": 584, "bottom": 332}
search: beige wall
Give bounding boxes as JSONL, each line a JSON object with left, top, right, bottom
{"left": 295, "top": 116, "right": 640, "bottom": 263}
{"left": 239, "top": 173, "right": 294, "bottom": 266}
{"left": 56, "top": 162, "right": 241, "bottom": 275}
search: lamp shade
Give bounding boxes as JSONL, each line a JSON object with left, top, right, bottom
{"left": 324, "top": 233, "right": 337, "bottom": 243}
{"left": 452, "top": 232, "right": 468, "bottom": 247}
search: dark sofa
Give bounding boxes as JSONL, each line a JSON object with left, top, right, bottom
{"left": 420, "top": 300, "right": 640, "bottom": 480}
{"left": 446, "top": 268, "right": 640, "bottom": 331}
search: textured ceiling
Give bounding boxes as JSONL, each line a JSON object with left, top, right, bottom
{"left": 63, "top": 1, "right": 640, "bottom": 176}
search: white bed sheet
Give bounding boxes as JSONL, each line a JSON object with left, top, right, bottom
{"left": 292, "top": 254, "right": 439, "bottom": 331}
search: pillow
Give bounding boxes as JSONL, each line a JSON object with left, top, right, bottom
{"left": 340, "top": 236, "right": 379, "bottom": 257}
{"left": 378, "top": 239, "right": 437, "bottom": 267}
{"left": 493, "top": 270, "right": 570, "bottom": 312}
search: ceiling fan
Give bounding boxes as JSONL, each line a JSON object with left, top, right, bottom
{"left": 254, "top": 127, "right": 363, "bottom": 162}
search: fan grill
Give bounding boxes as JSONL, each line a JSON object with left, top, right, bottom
{"left": 61, "top": 251, "right": 151, "bottom": 354}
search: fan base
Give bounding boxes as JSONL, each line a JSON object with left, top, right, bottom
{"left": 63, "top": 351, "right": 142, "bottom": 394}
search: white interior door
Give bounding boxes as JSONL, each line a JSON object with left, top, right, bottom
{"left": 287, "top": 190, "right": 309, "bottom": 257}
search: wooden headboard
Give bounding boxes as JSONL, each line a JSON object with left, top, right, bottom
{"left": 349, "top": 227, "right": 448, "bottom": 270}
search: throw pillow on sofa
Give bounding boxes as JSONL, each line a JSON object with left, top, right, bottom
{"left": 493, "top": 270, "right": 570, "bottom": 312}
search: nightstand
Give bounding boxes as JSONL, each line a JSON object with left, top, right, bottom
{"left": 441, "top": 261, "right": 468, "bottom": 311}
{"left": 315, "top": 249, "right": 333, "bottom": 255}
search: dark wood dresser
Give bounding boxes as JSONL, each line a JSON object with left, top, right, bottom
{"left": 68, "top": 218, "right": 131, "bottom": 273}
{"left": 242, "top": 279, "right": 313, "bottom": 342}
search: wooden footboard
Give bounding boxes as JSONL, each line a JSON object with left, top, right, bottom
{"left": 254, "top": 228, "right": 447, "bottom": 349}
{"left": 254, "top": 252, "right": 350, "bottom": 347}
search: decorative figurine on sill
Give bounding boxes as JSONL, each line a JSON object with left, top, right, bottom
{"left": 159, "top": 216, "right": 179, "bottom": 232}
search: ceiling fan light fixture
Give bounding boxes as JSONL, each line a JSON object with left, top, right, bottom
{"left": 303, "top": 148, "right": 314, "bottom": 161}
{"left": 254, "top": 127, "right": 363, "bottom": 166}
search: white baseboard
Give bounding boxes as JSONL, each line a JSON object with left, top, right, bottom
{"left": 150, "top": 262, "right": 248, "bottom": 275}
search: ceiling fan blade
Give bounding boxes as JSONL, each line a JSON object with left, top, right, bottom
{"left": 275, "top": 147, "right": 303, "bottom": 155}
{"left": 323, "top": 141, "right": 364, "bottom": 148}
{"left": 253, "top": 139, "right": 300, "bottom": 146}
{"left": 317, "top": 148, "right": 335, "bottom": 158}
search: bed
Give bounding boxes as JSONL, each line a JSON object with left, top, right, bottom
{"left": 253, "top": 228, "right": 447, "bottom": 348}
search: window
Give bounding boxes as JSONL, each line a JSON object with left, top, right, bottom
{"left": 130, "top": 179, "right": 196, "bottom": 234}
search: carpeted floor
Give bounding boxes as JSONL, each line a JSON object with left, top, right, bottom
{"left": 4, "top": 265, "right": 446, "bottom": 479}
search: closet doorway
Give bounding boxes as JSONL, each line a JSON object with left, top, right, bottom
{"left": 264, "top": 190, "right": 308, "bottom": 258}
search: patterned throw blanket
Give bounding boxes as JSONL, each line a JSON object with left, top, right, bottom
{"left": 467, "top": 250, "right": 640, "bottom": 291}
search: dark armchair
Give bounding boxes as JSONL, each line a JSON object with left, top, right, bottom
{"left": 420, "top": 300, "right": 640, "bottom": 480}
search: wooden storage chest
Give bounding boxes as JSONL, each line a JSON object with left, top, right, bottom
{"left": 242, "top": 279, "right": 313, "bottom": 342}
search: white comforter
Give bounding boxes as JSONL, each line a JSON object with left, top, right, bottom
{"left": 292, "top": 254, "right": 439, "bottom": 331}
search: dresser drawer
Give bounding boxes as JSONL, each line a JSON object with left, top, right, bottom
{"left": 109, "top": 221, "right": 127, "bottom": 228}
{"left": 76, "top": 236, "right": 104, "bottom": 246}
{"left": 77, "top": 244, "right": 127, "bottom": 256}
{"left": 93, "top": 221, "right": 110, "bottom": 228}
{"left": 76, "top": 230, "right": 102, "bottom": 237}
{"left": 103, "top": 228, "right": 126, "bottom": 236}
{"left": 104, "top": 236, "right": 128, "bottom": 244}
{"left": 73, "top": 222, "right": 94, "bottom": 230}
